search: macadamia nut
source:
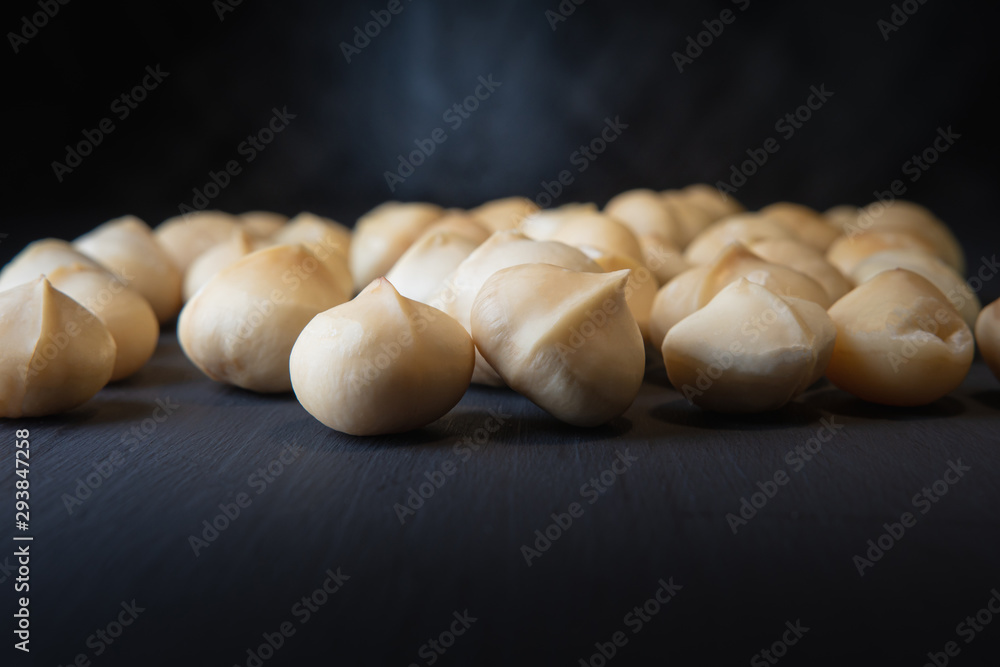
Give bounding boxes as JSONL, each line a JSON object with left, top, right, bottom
{"left": 759, "top": 202, "right": 842, "bottom": 252}
{"left": 684, "top": 214, "right": 794, "bottom": 264}
{"left": 350, "top": 202, "right": 444, "bottom": 291}
{"left": 748, "top": 238, "right": 853, "bottom": 303}
{"left": 663, "top": 279, "right": 836, "bottom": 413}
{"left": 155, "top": 210, "right": 242, "bottom": 273}
{"left": 469, "top": 196, "right": 539, "bottom": 232}
{"left": 290, "top": 278, "right": 474, "bottom": 435}
{"left": 826, "top": 269, "right": 973, "bottom": 406}
{"left": 976, "top": 298, "right": 1000, "bottom": 382}
{"left": 0, "top": 277, "right": 116, "bottom": 417}
{"left": 0, "top": 239, "right": 104, "bottom": 292}
{"left": 471, "top": 264, "right": 643, "bottom": 426}
{"left": 75, "top": 216, "right": 183, "bottom": 323}
{"left": 385, "top": 230, "right": 481, "bottom": 303}
{"left": 178, "top": 244, "right": 351, "bottom": 393}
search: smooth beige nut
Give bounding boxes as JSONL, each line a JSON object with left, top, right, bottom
{"left": 851, "top": 250, "right": 980, "bottom": 329}
{"left": 471, "top": 264, "right": 643, "bottom": 426}
{"left": 748, "top": 238, "right": 853, "bottom": 302}
{"left": 0, "top": 239, "right": 104, "bottom": 292}
{"left": 428, "top": 230, "right": 602, "bottom": 385}
{"left": 46, "top": 265, "right": 158, "bottom": 382}
{"left": 674, "top": 183, "right": 745, "bottom": 221}
{"left": 421, "top": 210, "right": 492, "bottom": 245}
{"left": 240, "top": 211, "right": 287, "bottom": 238}
{"left": 290, "top": 278, "right": 474, "bottom": 435}
{"left": 75, "top": 216, "right": 183, "bottom": 323}
{"left": 826, "top": 229, "right": 938, "bottom": 277}
{"left": 605, "top": 189, "right": 685, "bottom": 246}
{"left": 580, "top": 247, "right": 657, "bottom": 343}
{"left": 826, "top": 269, "right": 973, "bottom": 406}
{"left": 853, "top": 200, "right": 965, "bottom": 273}
{"left": 759, "top": 202, "right": 842, "bottom": 252}
{"left": 178, "top": 244, "right": 350, "bottom": 393}
{"left": 155, "top": 211, "right": 242, "bottom": 273}
{"left": 650, "top": 243, "right": 830, "bottom": 347}
{"left": 520, "top": 203, "right": 598, "bottom": 241}
{"left": 976, "top": 298, "right": 1000, "bottom": 381}
{"left": 0, "top": 277, "right": 116, "bottom": 417}
{"left": 469, "top": 196, "right": 539, "bottom": 232}
{"left": 548, "top": 211, "right": 644, "bottom": 265}
{"left": 663, "top": 279, "right": 836, "bottom": 413}
{"left": 824, "top": 205, "right": 860, "bottom": 233}
{"left": 639, "top": 235, "right": 689, "bottom": 285}
{"left": 350, "top": 202, "right": 443, "bottom": 292}
{"left": 385, "top": 230, "right": 480, "bottom": 303}
{"left": 684, "top": 214, "right": 794, "bottom": 264}
{"left": 270, "top": 212, "right": 353, "bottom": 298}
{"left": 184, "top": 229, "right": 264, "bottom": 302}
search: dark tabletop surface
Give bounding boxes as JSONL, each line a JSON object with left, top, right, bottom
{"left": 3, "top": 331, "right": 1000, "bottom": 666}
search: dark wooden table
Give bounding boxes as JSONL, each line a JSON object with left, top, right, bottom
{"left": 4, "top": 332, "right": 1000, "bottom": 666}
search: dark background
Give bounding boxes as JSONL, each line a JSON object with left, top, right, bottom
{"left": 4, "top": 1, "right": 1000, "bottom": 665}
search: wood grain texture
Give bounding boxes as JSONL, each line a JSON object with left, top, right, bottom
{"left": 3, "top": 332, "right": 1000, "bottom": 666}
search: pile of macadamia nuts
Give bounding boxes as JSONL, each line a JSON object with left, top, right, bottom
{"left": 2, "top": 190, "right": 999, "bottom": 434}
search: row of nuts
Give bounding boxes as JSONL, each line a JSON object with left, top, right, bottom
{"left": 1, "top": 188, "right": 998, "bottom": 433}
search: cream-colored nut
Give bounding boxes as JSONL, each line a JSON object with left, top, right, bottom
{"left": 471, "top": 264, "right": 643, "bottom": 426}
{"left": 0, "top": 239, "right": 104, "bottom": 292}
{"left": 650, "top": 243, "right": 830, "bottom": 347}
{"left": 684, "top": 214, "right": 794, "bottom": 264}
{"left": 639, "top": 235, "right": 689, "bottom": 285}
{"left": 469, "top": 196, "right": 539, "bottom": 232}
{"left": 851, "top": 250, "right": 981, "bottom": 329}
{"left": 421, "top": 210, "right": 492, "bottom": 245}
{"left": 46, "top": 265, "right": 158, "bottom": 381}
{"left": 271, "top": 212, "right": 353, "bottom": 298}
{"left": 976, "top": 298, "right": 1000, "bottom": 381}
{"left": 290, "top": 278, "right": 474, "bottom": 435}
{"left": 429, "top": 230, "right": 602, "bottom": 386}
{"left": 855, "top": 200, "right": 965, "bottom": 273}
{"left": 826, "top": 229, "right": 938, "bottom": 277}
{"left": 154, "top": 210, "right": 241, "bottom": 273}
{"left": 663, "top": 279, "right": 836, "bottom": 413}
{"left": 674, "top": 183, "right": 745, "bottom": 221}
{"left": 240, "top": 211, "right": 287, "bottom": 238}
{"left": 580, "top": 247, "right": 657, "bottom": 343}
{"left": 184, "top": 229, "right": 265, "bottom": 302}
{"left": 824, "top": 205, "right": 860, "bottom": 233}
{"left": 605, "top": 189, "right": 685, "bottom": 246}
{"left": 385, "top": 231, "right": 480, "bottom": 303}
{"left": 0, "top": 277, "right": 116, "bottom": 417}
{"left": 826, "top": 269, "right": 973, "bottom": 406}
{"left": 548, "top": 211, "right": 644, "bottom": 265}
{"left": 520, "top": 203, "right": 598, "bottom": 241}
{"left": 349, "top": 201, "right": 444, "bottom": 291}
{"left": 75, "top": 216, "right": 183, "bottom": 323}
{"left": 178, "top": 244, "right": 350, "bottom": 393}
{"left": 748, "top": 238, "right": 853, "bottom": 303}
{"left": 662, "top": 188, "right": 728, "bottom": 247}
{"left": 759, "top": 202, "right": 842, "bottom": 252}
